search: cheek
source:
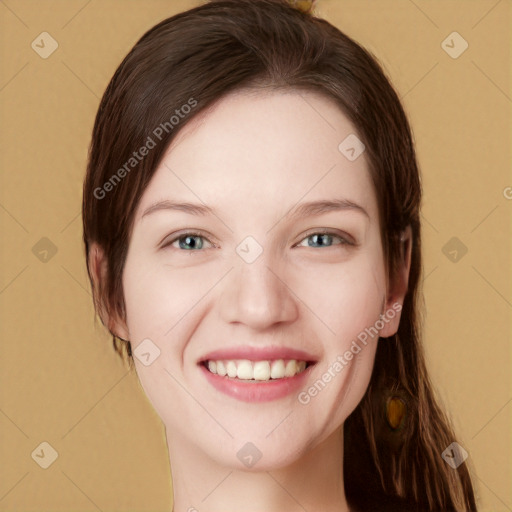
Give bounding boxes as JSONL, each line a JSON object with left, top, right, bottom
{"left": 121, "top": 252, "right": 213, "bottom": 344}
{"left": 294, "top": 250, "right": 385, "bottom": 418}
{"left": 122, "top": 254, "right": 211, "bottom": 429}
{"left": 293, "top": 247, "right": 387, "bottom": 347}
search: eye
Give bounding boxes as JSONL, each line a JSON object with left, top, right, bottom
{"left": 295, "top": 230, "right": 353, "bottom": 249}
{"left": 163, "top": 232, "right": 214, "bottom": 251}
{"left": 161, "top": 229, "right": 354, "bottom": 252}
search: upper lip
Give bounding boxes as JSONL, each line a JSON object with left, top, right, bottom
{"left": 199, "top": 346, "right": 319, "bottom": 363}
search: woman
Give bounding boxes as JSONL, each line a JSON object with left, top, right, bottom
{"left": 82, "top": 0, "right": 477, "bottom": 510}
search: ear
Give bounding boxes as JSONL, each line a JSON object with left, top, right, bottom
{"left": 88, "top": 242, "right": 130, "bottom": 341}
{"left": 379, "top": 225, "right": 412, "bottom": 338}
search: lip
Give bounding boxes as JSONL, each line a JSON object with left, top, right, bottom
{"left": 199, "top": 362, "right": 315, "bottom": 402}
{"left": 198, "top": 346, "right": 318, "bottom": 403}
{"left": 199, "top": 346, "right": 318, "bottom": 364}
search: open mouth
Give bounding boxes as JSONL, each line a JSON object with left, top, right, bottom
{"left": 201, "top": 359, "right": 314, "bottom": 382}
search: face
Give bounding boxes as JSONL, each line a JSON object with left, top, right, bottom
{"left": 112, "top": 89, "right": 404, "bottom": 470}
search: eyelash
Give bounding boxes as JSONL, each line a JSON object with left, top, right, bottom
{"left": 162, "top": 229, "right": 354, "bottom": 251}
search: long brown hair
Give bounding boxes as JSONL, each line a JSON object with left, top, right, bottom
{"left": 82, "top": 1, "right": 477, "bottom": 510}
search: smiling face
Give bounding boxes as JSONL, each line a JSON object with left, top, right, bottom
{"left": 111, "top": 89, "right": 404, "bottom": 470}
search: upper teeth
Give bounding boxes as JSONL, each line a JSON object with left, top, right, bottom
{"left": 206, "top": 359, "right": 307, "bottom": 381}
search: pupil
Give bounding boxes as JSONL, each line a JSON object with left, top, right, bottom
{"left": 181, "top": 236, "right": 201, "bottom": 250}
{"left": 312, "top": 234, "right": 329, "bottom": 247}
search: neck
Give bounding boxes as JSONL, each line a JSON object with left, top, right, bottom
{"left": 167, "top": 426, "right": 350, "bottom": 512}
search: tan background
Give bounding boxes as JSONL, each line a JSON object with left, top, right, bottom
{"left": 0, "top": 0, "right": 510, "bottom": 510}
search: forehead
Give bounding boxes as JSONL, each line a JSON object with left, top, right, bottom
{"left": 135, "top": 89, "right": 377, "bottom": 225}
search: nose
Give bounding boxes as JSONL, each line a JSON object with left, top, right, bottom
{"left": 219, "top": 254, "right": 298, "bottom": 331}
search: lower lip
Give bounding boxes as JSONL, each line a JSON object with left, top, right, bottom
{"left": 199, "top": 363, "right": 313, "bottom": 403}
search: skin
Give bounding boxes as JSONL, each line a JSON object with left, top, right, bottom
{"left": 89, "top": 89, "right": 411, "bottom": 512}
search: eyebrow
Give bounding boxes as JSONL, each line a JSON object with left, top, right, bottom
{"left": 141, "top": 200, "right": 215, "bottom": 219}
{"left": 288, "top": 198, "right": 369, "bottom": 220}
{"left": 141, "top": 198, "right": 369, "bottom": 221}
